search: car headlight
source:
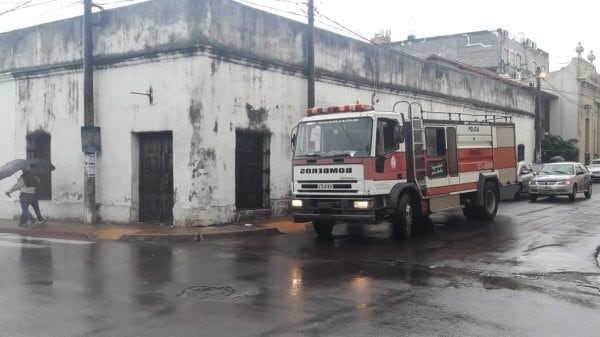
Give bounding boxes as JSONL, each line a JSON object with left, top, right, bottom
{"left": 353, "top": 200, "right": 373, "bottom": 209}
{"left": 529, "top": 181, "right": 536, "bottom": 185}
{"left": 557, "top": 180, "right": 571, "bottom": 185}
{"left": 291, "top": 199, "right": 303, "bottom": 208}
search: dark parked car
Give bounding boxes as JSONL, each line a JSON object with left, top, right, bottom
{"left": 529, "top": 162, "right": 592, "bottom": 201}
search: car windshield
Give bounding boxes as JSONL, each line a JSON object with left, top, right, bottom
{"left": 539, "top": 163, "right": 574, "bottom": 175}
{"left": 590, "top": 160, "right": 600, "bottom": 167}
{"left": 294, "top": 117, "right": 374, "bottom": 158}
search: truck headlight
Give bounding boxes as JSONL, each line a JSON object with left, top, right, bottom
{"left": 291, "top": 199, "right": 303, "bottom": 208}
{"left": 353, "top": 200, "right": 372, "bottom": 209}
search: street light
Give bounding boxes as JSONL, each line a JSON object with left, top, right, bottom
{"left": 534, "top": 66, "right": 546, "bottom": 164}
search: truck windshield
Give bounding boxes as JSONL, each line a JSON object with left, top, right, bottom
{"left": 294, "top": 117, "right": 373, "bottom": 158}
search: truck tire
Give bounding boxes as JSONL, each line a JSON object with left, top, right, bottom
{"left": 392, "top": 193, "right": 418, "bottom": 240}
{"left": 313, "top": 220, "right": 334, "bottom": 238}
{"left": 478, "top": 181, "right": 499, "bottom": 220}
{"left": 462, "top": 206, "right": 479, "bottom": 220}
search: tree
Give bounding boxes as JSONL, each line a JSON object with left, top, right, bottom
{"left": 541, "top": 134, "right": 579, "bottom": 162}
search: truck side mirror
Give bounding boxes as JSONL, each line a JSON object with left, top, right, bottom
{"left": 290, "top": 126, "right": 298, "bottom": 152}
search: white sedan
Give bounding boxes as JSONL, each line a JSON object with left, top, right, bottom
{"left": 529, "top": 162, "right": 592, "bottom": 201}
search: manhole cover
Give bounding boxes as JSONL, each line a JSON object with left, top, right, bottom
{"left": 177, "top": 286, "right": 235, "bottom": 301}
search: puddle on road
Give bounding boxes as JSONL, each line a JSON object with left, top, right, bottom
{"left": 177, "top": 285, "right": 235, "bottom": 301}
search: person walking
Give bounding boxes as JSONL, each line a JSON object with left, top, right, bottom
{"left": 5, "top": 164, "right": 48, "bottom": 228}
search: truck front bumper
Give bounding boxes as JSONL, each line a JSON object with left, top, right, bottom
{"left": 290, "top": 196, "right": 386, "bottom": 223}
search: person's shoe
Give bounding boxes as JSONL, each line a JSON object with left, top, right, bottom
{"left": 39, "top": 217, "right": 48, "bottom": 225}
{"left": 28, "top": 222, "right": 38, "bottom": 228}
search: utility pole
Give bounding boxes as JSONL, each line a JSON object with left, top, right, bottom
{"left": 83, "top": 0, "right": 97, "bottom": 224}
{"left": 307, "top": 0, "right": 315, "bottom": 108}
{"left": 534, "top": 66, "right": 543, "bottom": 164}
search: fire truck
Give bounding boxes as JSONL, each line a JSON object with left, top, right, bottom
{"left": 290, "top": 102, "right": 518, "bottom": 239}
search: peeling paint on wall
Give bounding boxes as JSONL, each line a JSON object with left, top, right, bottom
{"left": 189, "top": 99, "right": 203, "bottom": 126}
{"left": 17, "top": 79, "right": 32, "bottom": 104}
{"left": 246, "top": 103, "right": 268, "bottom": 129}
{"left": 190, "top": 148, "right": 216, "bottom": 177}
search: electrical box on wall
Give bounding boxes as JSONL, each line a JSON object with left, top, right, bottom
{"left": 81, "top": 126, "right": 101, "bottom": 153}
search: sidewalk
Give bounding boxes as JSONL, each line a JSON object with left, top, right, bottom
{"left": 0, "top": 216, "right": 308, "bottom": 242}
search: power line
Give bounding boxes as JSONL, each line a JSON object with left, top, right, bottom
{"left": 234, "top": 0, "right": 307, "bottom": 20}
{"left": 542, "top": 78, "right": 585, "bottom": 108}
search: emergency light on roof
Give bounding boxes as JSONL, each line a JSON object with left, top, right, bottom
{"left": 306, "top": 104, "right": 374, "bottom": 116}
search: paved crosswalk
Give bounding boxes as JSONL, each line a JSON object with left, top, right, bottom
{"left": 0, "top": 233, "right": 94, "bottom": 248}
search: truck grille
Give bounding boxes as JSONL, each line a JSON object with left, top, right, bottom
{"left": 297, "top": 180, "right": 358, "bottom": 193}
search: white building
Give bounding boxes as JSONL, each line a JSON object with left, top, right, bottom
{"left": 0, "top": 0, "right": 536, "bottom": 226}
{"left": 546, "top": 51, "right": 600, "bottom": 163}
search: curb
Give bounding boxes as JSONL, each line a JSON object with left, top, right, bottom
{"left": 0, "top": 227, "right": 91, "bottom": 241}
{"left": 200, "top": 227, "right": 281, "bottom": 241}
{"left": 1, "top": 225, "right": 282, "bottom": 243}
{"left": 120, "top": 233, "right": 199, "bottom": 243}
{"left": 119, "top": 227, "right": 281, "bottom": 243}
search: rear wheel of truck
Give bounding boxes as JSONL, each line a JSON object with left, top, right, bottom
{"left": 392, "top": 192, "right": 419, "bottom": 240}
{"left": 478, "top": 181, "right": 499, "bottom": 220}
{"left": 462, "top": 206, "right": 479, "bottom": 220}
{"left": 313, "top": 220, "right": 334, "bottom": 238}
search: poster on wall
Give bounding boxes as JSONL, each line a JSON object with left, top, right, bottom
{"left": 84, "top": 153, "right": 96, "bottom": 178}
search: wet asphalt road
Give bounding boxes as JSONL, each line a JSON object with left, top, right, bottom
{"left": 1, "top": 192, "right": 600, "bottom": 336}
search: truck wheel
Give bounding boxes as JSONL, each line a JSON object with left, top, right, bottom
{"left": 478, "top": 181, "right": 499, "bottom": 220}
{"left": 313, "top": 220, "right": 334, "bottom": 238}
{"left": 392, "top": 193, "right": 417, "bottom": 240}
{"left": 529, "top": 194, "right": 537, "bottom": 202}
{"left": 462, "top": 206, "right": 479, "bottom": 220}
{"left": 585, "top": 183, "right": 592, "bottom": 198}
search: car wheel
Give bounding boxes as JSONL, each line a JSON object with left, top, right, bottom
{"left": 514, "top": 184, "right": 522, "bottom": 200}
{"left": 313, "top": 220, "right": 334, "bottom": 238}
{"left": 585, "top": 182, "right": 592, "bottom": 198}
{"left": 530, "top": 194, "right": 537, "bottom": 202}
{"left": 569, "top": 184, "right": 577, "bottom": 201}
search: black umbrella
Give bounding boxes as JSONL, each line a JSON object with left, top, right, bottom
{"left": 0, "top": 158, "right": 55, "bottom": 181}
{"left": 548, "top": 155, "right": 565, "bottom": 163}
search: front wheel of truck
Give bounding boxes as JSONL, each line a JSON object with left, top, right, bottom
{"left": 313, "top": 220, "right": 334, "bottom": 238}
{"left": 392, "top": 192, "right": 419, "bottom": 240}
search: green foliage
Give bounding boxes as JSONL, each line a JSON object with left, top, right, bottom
{"left": 541, "top": 134, "right": 579, "bottom": 162}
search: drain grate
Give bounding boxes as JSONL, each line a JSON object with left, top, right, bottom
{"left": 177, "top": 286, "right": 235, "bottom": 301}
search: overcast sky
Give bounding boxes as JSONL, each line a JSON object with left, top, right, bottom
{"left": 1, "top": 0, "right": 597, "bottom": 72}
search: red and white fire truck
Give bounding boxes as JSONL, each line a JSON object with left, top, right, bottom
{"left": 290, "top": 102, "right": 518, "bottom": 238}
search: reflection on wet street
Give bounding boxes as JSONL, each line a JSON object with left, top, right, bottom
{"left": 1, "top": 193, "right": 600, "bottom": 336}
